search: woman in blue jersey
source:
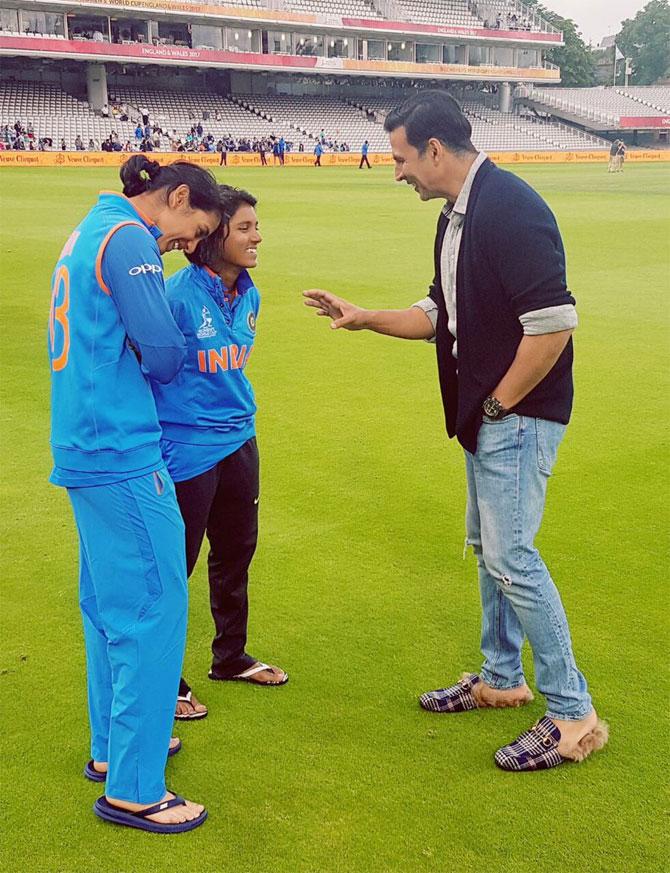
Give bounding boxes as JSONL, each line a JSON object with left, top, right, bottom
{"left": 151, "top": 185, "right": 287, "bottom": 722}
{"left": 48, "top": 155, "right": 220, "bottom": 832}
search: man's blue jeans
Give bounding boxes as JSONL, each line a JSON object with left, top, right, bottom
{"left": 464, "top": 414, "right": 592, "bottom": 721}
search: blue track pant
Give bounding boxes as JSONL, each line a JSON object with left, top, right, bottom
{"left": 68, "top": 467, "right": 187, "bottom": 803}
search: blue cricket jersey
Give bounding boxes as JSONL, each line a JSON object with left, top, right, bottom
{"left": 48, "top": 192, "right": 186, "bottom": 487}
{"left": 151, "top": 264, "right": 260, "bottom": 483}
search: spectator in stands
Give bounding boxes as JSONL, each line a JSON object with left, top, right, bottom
{"left": 122, "top": 140, "right": 132, "bottom": 152}
{"left": 314, "top": 141, "right": 323, "bottom": 167}
{"left": 49, "top": 154, "right": 221, "bottom": 833}
{"left": 149, "top": 183, "right": 287, "bottom": 724}
{"left": 135, "top": 123, "right": 143, "bottom": 143}
{"left": 278, "top": 136, "right": 286, "bottom": 166}
{"left": 303, "top": 89, "right": 608, "bottom": 774}
{"left": 196, "top": 121, "right": 204, "bottom": 138}
{"left": 101, "top": 104, "right": 110, "bottom": 118}
{"left": 60, "top": 138, "right": 67, "bottom": 151}
{"left": 140, "top": 106, "right": 150, "bottom": 126}
{"left": 140, "top": 137, "right": 154, "bottom": 152}
{"left": 75, "top": 135, "right": 85, "bottom": 151}
{"left": 359, "top": 140, "right": 371, "bottom": 170}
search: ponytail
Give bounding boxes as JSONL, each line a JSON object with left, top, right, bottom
{"left": 119, "top": 155, "right": 220, "bottom": 213}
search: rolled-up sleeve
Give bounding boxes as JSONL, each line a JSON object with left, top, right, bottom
{"left": 519, "top": 303, "right": 578, "bottom": 335}
{"left": 412, "top": 295, "right": 438, "bottom": 342}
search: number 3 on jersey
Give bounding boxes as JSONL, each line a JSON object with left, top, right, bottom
{"left": 49, "top": 265, "right": 70, "bottom": 372}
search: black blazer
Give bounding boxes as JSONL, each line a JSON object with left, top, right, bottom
{"left": 429, "top": 158, "right": 575, "bottom": 454}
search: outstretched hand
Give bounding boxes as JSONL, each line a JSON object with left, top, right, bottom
{"left": 302, "top": 288, "right": 368, "bottom": 331}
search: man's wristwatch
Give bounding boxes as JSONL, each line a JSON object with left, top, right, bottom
{"left": 482, "top": 395, "right": 509, "bottom": 420}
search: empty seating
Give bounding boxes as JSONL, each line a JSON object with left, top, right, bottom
{"left": 284, "top": 0, "right": 383, "bottom": 17}
{"left": 615, "top": 86, "right": 670, "bottom": 115}
{"left": 1, "top": 81, "right": 613, "bottom": 152}
{"left": 530, "top": 86, "right": 670, "bottom": 125}
{"left": 395, "top": 0, "right": 482, "bottom": 27}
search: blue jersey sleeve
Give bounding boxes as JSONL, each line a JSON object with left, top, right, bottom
{"left": 101, "top": 224, "right": 186, "bottom": 384}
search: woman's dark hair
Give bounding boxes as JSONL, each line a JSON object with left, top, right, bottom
{"left": 187, "top": 184, "right": 258, "bottom": 268}
{"left": 120, "top": 155, "right": 220, "bottom": 213}
{"left": 384, "top": 89, "right": 475, "bottom": 155}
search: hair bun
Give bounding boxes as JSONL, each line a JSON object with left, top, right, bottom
{"left": 120, "top": 155, "right": 162, "bottom": 197}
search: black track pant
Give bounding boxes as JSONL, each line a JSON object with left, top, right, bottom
{"left": 359, "top": 155, "right": 371, "bottom": 169}
{"left": 176, "top": 438, "right": 259, "bottom": 695}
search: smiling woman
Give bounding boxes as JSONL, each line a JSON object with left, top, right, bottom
{"left": 120, "top": 155, "right": 220, "bottom": 254}
{"left": 149, "top": 184, "right": 289, "bottom": 723}
{"left": 47, "top": 155, "right": 221, "bottom": 833}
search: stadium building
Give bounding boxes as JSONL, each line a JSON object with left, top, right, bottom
{"left": 1, "top": 0, "right": 668, "bottom": 158}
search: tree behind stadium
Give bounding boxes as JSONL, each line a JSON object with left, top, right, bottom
{"left": 616, "top": 0, "right": 670, "bottom": 85}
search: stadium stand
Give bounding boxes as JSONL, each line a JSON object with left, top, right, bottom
{"left": 530, "top": 86, "right": 670, "bottom": 126}
{"left": 349, "top": 94, "right": 609, "bottom": 150}
{"left": 284, "top": 0, "right": 383, "bottom": 18}
{"left": 1, "top": 80, "right": 612, "bottom": 153}
{"left": 395, "top": 0, "right": 483, "bottom": 28}
{"left": 231, "top": 94, "right": 387, "bottom": 150}
{"left": 615, "top": 87, "right": 670, "bottom": 115}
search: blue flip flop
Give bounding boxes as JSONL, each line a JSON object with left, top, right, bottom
{"left": 84, "top": 738, "right": 182, "bottom": 783}
{"left": 93, "top": 794, "right": 208, "bottom": 834}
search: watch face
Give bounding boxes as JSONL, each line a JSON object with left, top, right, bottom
{"left": 483, "top": 397, "right": 501, "bottom": 418}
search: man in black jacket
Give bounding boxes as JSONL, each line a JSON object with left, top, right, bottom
{"left": 303, "top": 90, "right": 607, "bottom": 772}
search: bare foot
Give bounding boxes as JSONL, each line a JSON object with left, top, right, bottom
{"left": 473, "top": 680, "right": 534, "bottom": 709}
{"left": 175, "top": 691, "right": 208, "bottom": 718}
{"left": 105, "top": 792, "right": 205, "bottom": 825}
{"left": 92, "top": 736, "right": 181, "bottom": 774}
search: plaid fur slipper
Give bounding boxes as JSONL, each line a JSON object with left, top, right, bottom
{"left": 419, "top": 673, "right": 481, "bottom": 713}
{"left": 494, "top": 715, "right": 609, "bottom": 772}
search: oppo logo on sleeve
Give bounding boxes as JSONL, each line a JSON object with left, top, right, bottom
{"left": 128, "top": 263, "right": 163, "bottom": 276}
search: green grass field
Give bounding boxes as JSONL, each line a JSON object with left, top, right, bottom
{"left": 1, "top": 163, "right": 668, "bottom": 873}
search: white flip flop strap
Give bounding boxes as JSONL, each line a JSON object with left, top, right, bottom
{"left": 235, "top": 663, "right": 271, "bottom": 679}
{"left": 176, "top": 691, "right": 193, "bottom": 703}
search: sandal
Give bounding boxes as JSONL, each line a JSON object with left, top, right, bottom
{"left": 209, "top": 661, "right": 288, "bottom": 686}
{"left": 175, "top": 690, "right": 208, "bottom": 721}
{"left": 93, "top": 794, "right": 208, "bottom": 833}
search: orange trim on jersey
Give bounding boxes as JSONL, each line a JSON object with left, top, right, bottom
{"left": 95, "top": 220, "right": 147, "bottom": 296}
{"left": 204, "top": 265, "right": 218, "bottom": 279}
{"left": 99, "top": 190, "right": 157, "bottom": 227}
